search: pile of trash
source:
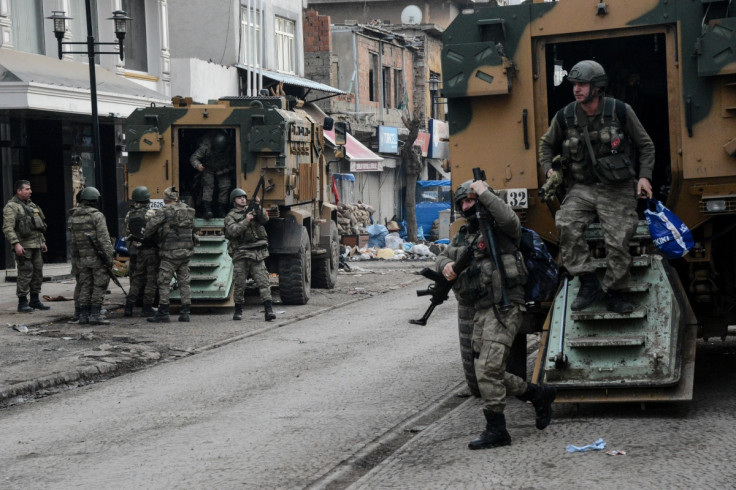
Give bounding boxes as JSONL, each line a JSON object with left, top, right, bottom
{"left": 341, "top": 223, "right": 448, "bottom": 261}
{"left": 337, "top": 202, "right": 374, "bottom": 235}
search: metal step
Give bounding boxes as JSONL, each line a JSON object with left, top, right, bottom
{"left": 590, "top": 255, "right": 651, "bottom": 269}
{"left": 584, "top": 221, "right": 650, "bottom": 241}
{"left": 196, "top": 235, "right": 226, "bottom": 242}
{"left": 571, "top": 307, "right": 647, "bottom": 321}
{"left": 567, "top": 336, "right": 646, "bottom": 348}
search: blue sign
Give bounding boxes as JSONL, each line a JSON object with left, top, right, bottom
{"left": 378, "top": 125, "right": 399, "bottom": 154}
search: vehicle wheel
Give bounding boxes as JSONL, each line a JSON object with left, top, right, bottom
{"left": 312, "top": 221, "right": 338, "bottom": 289}
{"left": 458, "top": 302, "right": 480, "bottom": 397}
{"left": 278, "top": 226, "right": 311, "bottom": 305}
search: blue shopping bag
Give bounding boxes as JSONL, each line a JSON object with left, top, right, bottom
{"left": 644, "top": 199, "right": 693, "bottom": 259}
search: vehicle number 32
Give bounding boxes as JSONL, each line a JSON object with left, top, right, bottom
{"left": 503, "top": 188, "right": 528, "bottom": 209}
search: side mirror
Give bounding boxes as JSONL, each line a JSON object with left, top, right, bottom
{"left": 334, "top": 121, "right": 347, "bottom": 146}
{"left": 323, "top": 117, "right": 334, "bottom": 131}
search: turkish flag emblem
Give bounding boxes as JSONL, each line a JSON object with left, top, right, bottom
{"left": 611, "top": 137, "right": 621, "bottom": 150}
{"left": 478, "top": 240, "right": 486, "bottom": 250}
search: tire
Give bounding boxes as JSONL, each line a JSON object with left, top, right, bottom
{"left": 278, "top": 227, "right": 311, "bottom": 305}
{"left": 312, "top": 221, "right": 338, "bottom": 289}
{"left": 458, "top": 302, "right": 480, "bottom": 397}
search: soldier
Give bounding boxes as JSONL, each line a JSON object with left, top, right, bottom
{"left": 68, "top": 189, "right": 83, "bottom": 323}
{"left": 539, "top": 60, "right": 654, "bottom": 314}
{"left": 224, "top": 188, "right": 276, "bottom": 322}
{"left": 190, "top": 130, "right": 234, "bottom": 219}
{"left": 2, "top": 180, "right": 50, "bottom": 313}
{"left": 68, "top": 187, "right": 113, "bottom": 325}
{"left": 145, "top": 186, "right": 195, "bottom": 323}
{"left": 123, "top": 186, "right": 159, "bottom": 318}
{"left": 436, "top": 180, "right": 556, "bottom": 450}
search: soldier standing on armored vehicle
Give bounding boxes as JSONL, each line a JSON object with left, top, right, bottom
{"left": 2, "top": 180, "right": 50, "bottom": 313}
{"left": 190, "top": 129, "right": 234, "bottom": 219}
{"left": 123, "top": 186, "right": 159, "bottom": 318}
{"left": 68, "top": 187, "right": 113, "bottom": 325}
{"left": 146, "top": 186, "right": 195, "bottom": 323}
{"left": 539, "top": 60, "right": 655, "bottom": 314}
{"left": 224, "top": 188, "right": 276, "bottom": 322}
{"left": 436, "top": 180, "right": 556, "bottom": 450}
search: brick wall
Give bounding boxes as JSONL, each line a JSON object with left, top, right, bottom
{"left": 303, "top": 10, "right": 332, "bottom": 53}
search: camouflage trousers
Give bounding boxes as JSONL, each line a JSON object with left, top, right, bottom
{"left": 157, "top": 257, "right": 191, "bottom": 305}
{"left": 556, "top": 180, "right": 638, "bottom": 291}
{"left": 201, "top": 171, "right": 232, "bottom": 205}
{"left": 14, "top": 248, "right": 43, "bottom": 297}
{"left": 472, "top": 304, "right": 527, "bottom": 413}
{"left": 127, "top": 248, "right": 160, "bottom": 305}
{"left": 77, "top": 265, "right": 110, "bottom": 308}
{"left": 232, "top": 257, "right": 272, "bottom": 304}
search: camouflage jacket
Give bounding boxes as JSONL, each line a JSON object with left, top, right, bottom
{"left": 145, "top": 202, "right": 195, "bottom": 260}
{"left": 189, "top": 136, "right": 231, "bottom": 175}
{"left": 125, "top": 202, "right": 157, "bottom": 254}
{"left": 224, "top": 205, "right": 269, "bottom": 261}
{"left": 69, "top": 204, "right": 114, "bottom": 266}
{"left": 2, "top": 196, "right": 47, "bottom": 248}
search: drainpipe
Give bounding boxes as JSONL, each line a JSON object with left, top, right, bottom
{"left": 352, "top": 28, "right": 359, "bottom": 113}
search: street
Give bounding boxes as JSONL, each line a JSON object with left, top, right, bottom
{"left": 1, "top": 261, "right": 736, "bottom": 488}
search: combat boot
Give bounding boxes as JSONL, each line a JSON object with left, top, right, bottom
{"left": 140, "top": 303, "right": 156, "bottom": 317}
{"left": 233, "top": 304, "right": 243, "bottom": 321}
{"left": 29, "top": 294, "right": 50, "bottom": 310}
{"left": 518, "top": 382, "right": 557, "bottom": 430}
{"left": 68, "top": 306, "right": 81, "bottom": 324}
{"left": 203, "top": 201, "right": 214, "bottom": 220}
{"left": 123, "top": 302, "right": 134, "bottom": 317}
{"left": 605, "top": 290, "right": 634, "bottom": 314}
{"left": 17, "top": 296, "right": 34, "bottom": 313}
{"left": 78, "top": 306, "right": 90, "bottom": 325}
{"left": 264, "top": 300, "right": 276, "bottom": 321}
{"left": 89, "top": 305, "right": 110, "bottom": 325}
{"left": 148, "top": 304, "right": 170, "bottom": 323}
{"left": 571, "top": 273, "right": 604, "bottom": 311}
{"left": 468, "top": 410, "right": 511, "bottom": 450}
{"left": 178, "top": 303, "right": 191, "bottom": 322}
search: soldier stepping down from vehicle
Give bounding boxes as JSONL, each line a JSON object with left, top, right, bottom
{"left": 68, "top": 187, "right": 114, "bottom": 325}
{"left": 224, "top": 187, "right": 276, "bottom": 322}
{"left": 190, "top": 129, "right": 234, "bottom": 219}
{"left": 123, "top": 186, "right": 160, "bottom": 318}
{"left": 539, "top": 60, "right": 655, "bottom": 314}
{"left": 436, "top": 177, "right": 556, "bottom": 450}
{"left": 3, "top": 180, "right": 50, "bottom": 313}
{"left": 145, "top": 186, "right": 196, "bottom": 323}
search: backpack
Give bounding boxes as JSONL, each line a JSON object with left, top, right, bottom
{"left": 519, "top": 227, "right": 559, "bottom": 304}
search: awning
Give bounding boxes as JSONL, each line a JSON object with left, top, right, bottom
{"left": 0, "top": 48, "right": 170, "bottom": 116}
{"left": 236, "top": 65, "right": 345, "bottom": 95}
{"left": 324, "top": 127, "right": 384, "bottom": 172}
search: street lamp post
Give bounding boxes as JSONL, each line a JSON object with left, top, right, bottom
{"left": 47, "top": 3, "right": 130, "bottom": 194}
{"left": 428, "top": 75, "right": 440, "bottom": 120}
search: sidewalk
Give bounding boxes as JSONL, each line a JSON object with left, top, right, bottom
{"left": 0, "top": 260, "right": 427, "bottom": 406}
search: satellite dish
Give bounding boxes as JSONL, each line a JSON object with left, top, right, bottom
{"left": 401, "top": 5, "right": 422, "bottom": 25}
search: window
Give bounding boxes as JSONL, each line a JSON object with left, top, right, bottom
{"left": 369, "top": 53, "right": 378, "bottom": 102}
{"left": 394, "top": 69, "right": 405, "bottom": 109}
{"left": 10, "top": 0, "right": 44, "bottom": 54}
{"left": 382, "top": 67, "right": 392, "bottom": 108}
{"left": 239, "top": 6, "right": 261, "bottom": 67}
{"left": 122, "top": 0, "right": 148, "bottom": 72}
{"left": 275, "top": 16, "right": 295, "bottom": 74}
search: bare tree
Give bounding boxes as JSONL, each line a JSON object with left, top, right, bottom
{"left": 401, "top": 110, "right": 423, "bottom": 243}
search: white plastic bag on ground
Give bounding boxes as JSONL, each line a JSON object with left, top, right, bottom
{"left": 409, "top": 244, "right": 433, "bottom": 256}
{"left": 385, "top": 233, "right": 404, "bottom": 250}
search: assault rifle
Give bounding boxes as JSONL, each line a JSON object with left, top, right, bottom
{"left": 245, "top": 172, "right": 267, "bottom": 215}
{"left": 472, "top": 167, "right": 512, "bottom": 312}
{"left": 87, "top": 235, "right": 128, "bottom": 296}
{"left": 409, "top": 235, "right": 478, "bottom": 326}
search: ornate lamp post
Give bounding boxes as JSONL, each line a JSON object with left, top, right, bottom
{"left": 428, "top": 75, "right": 440, "bottom": 120}
{"left": 47, "top": 4, "right": 131, "bottom": 192}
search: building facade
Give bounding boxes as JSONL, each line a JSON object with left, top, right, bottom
{"left": 0, "top": 0, "right": 170, "bottom": 268}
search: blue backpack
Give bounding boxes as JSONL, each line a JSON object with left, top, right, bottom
{"left": 519, "top": 227, "right": 559, "bottom": 304}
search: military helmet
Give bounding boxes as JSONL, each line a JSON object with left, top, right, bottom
{"left": 212, "top": 131, "right": 230, "bottom": 152}
{"left": 80, "top": 186, "right": 100, "bottom": 202}
{"left": 132, "top": 186, "right": 151, "bottom": 202}
{"left": 567, "top": 60, "right": 607, "bottom": 88}
{"left": 454, "top": 180, "right": 474, "bottom": 212}
{"left": 230, "top": 188, "right": 247, "bottom": 203}
{"left": 163, "top": 186, "right": 179, "bottom": 201}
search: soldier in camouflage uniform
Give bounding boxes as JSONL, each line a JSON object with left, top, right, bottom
{"left": 2, "top": 180, "right": 50, "bottom": 313}
{"left": 190, "top": 130, "right": 234, "bottom": 219}
{"left": 123, "top": 186, "right": 159, "bottom": 318}
{"left": 436, "top": 180, "right": 556, "bottom": 450}
{"left": 145, "top": 186, "right": 195, "bottom": 323}
{"left": 539, "top": 60, "right": 654, "bottom": 314}
{"left": 68, "top": 187, "right": 113, "bottom": 325}
{"left": 224, "top": 188, "right": 276, "bottom": 322}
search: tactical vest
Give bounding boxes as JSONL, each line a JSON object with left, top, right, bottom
{"left": 11, "top": 198, "right": 46, "bottom": 238}
{"left": 160, "top": 202, "right": 195, "bottom": 251}
{"left": 556, "top": 97, "right": 635, "bottom": 184}
{"left": 69, "top": 206, "right": 98, "bottom": 258}
{"left": 224, "top": 208, "right": 268, "bottom": 251}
